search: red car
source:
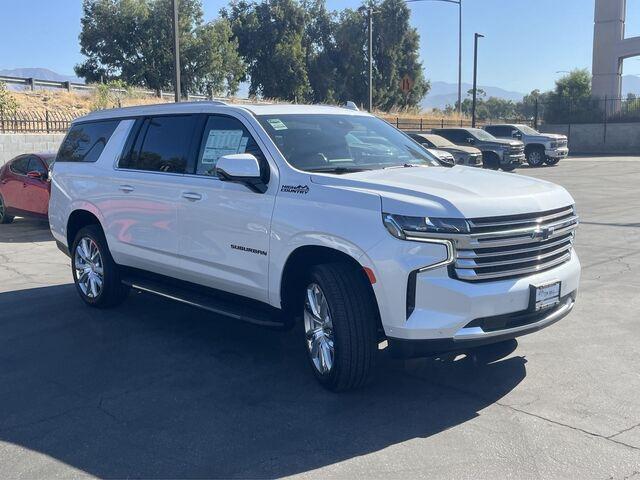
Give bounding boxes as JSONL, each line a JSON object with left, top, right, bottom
{"left": 0, "top": 153, "right": 56, "bottom": 223}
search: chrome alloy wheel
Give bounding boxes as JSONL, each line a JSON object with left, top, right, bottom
{"left": 304, "top": 283, "right": 335, "bottom": 375}
{"left": 74, "top": 237, "right": 104, "bottom": 299}
{"left": 528, "top": 150, "right": 544, "bottom": 166}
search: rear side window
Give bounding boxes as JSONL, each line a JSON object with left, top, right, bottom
{"left": 57, "top": 120, "right": 119, "bottom": 163}
{"left": 120, "top": 115, "right": 197, "bottom": 174}
{"left": 9, "top": 157, "right": 30, "bottom": 175}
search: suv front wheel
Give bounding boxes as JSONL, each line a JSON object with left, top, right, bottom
{"left": 302, "top": 263, "right": 377, "bottom": 391}
{"left": 71, "top": 225, "right": 129, "bottom": 308}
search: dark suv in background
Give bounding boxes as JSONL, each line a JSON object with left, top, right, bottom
{"left": 433, "top": 127, "right": 525, "bottom": 171}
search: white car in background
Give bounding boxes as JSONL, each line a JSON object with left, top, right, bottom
{"left": 49, "top": 102, "right": 580, "bottom": 391}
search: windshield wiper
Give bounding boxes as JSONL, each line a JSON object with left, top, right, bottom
{"left": 307, "top": 166, "right": 370, "bottom": 174}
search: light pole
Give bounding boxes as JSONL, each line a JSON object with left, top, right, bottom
{"left": 172, "top": 0, "right": 181, "bottom": 103}
{"left": 471, "top": 32, "right": 484, "bottom": 127}
{"left": 367, "top": 0, "right": 462, "bottom": 114}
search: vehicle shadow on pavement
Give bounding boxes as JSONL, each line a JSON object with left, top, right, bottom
{"left": 0, "top": 217, "right": 52, "bottom": 243}
{"left": 0, "top": 284, "right": 527, "bottom": 478}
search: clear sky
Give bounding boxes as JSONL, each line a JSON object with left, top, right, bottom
{"left": 1, "top": 0, "right": 640, "bottom": 94}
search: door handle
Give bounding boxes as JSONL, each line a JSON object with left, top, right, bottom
{"left": 119, "top": 185, "right": 135, "bottom": 193}
{"left": 182, "top": 192, "right": 202, "bottom": 202}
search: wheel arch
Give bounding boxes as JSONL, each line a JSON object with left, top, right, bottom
{"left": 66, "top": 209, "right": 104, "bottom": 249}
{"left": 279, "top": 245, "right": 383, "bottom": 333}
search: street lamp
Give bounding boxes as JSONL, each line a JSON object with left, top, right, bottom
{"left": 471, "top": 32, "right": 484, "bottom": 127}
{"left": 172, "top": 0, "right": 181, "bottom": 103}
{"left": 367, "top": 0, "right": 462, "bottom": 114}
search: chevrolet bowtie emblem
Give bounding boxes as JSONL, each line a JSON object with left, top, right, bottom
{"left": 531, "top": 226, "right": 555, "bottom": 241}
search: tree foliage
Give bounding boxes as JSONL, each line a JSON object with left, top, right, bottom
{"left": 224, "top": 0, "right": 430, "bottom": 108}
{"left": 76, "top": 0, "right": 245, "bottom": 96}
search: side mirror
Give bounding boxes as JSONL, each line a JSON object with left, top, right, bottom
{"left": 26, "top": 170, "right": 43, "bottom": 179}
{"left": 513, "top": 132, "right": 522, "bottom": 139}
{"left": 216, "top": 154, "right": 267, "bottom": 193}
{"left": 467, "top": 137, "right": 475, "bottom": 144}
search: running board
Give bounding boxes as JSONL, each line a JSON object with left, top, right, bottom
{"left": 121, "top": 272, "right": 285, "bottom": 328}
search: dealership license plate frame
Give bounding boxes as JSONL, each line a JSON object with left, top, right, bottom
{"left": 529, "top": 281, "right": 561, "bottom": 312}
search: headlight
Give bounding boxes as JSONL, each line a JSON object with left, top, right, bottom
{"left": 383, "top": 213, "right": 470, "bottom": 240}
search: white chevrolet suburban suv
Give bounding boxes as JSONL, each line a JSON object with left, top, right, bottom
{"left": 49, "top": 102, "right": 580, "bottom": 391}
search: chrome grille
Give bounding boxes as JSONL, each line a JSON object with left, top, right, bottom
{"left": 453, "top": 206, "right": 578, "bottom": 281}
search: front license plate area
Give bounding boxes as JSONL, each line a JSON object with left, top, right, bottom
{"left": 530, "top": 281, "right": 561, "bottom": 311}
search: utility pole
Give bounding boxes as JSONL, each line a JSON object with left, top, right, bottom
{"left": 368, "top": 7, "right": 373, "bottom": 113}
{"left": 172, "top": 0, "right": 181, "bottom": 103}
{"left": 471, "top": 33, "right": 484, "bottom": 128}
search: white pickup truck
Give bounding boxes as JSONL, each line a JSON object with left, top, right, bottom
{"left": 484, "top": 124, "right": 569, "bottom": 167}
{"left": 49, "top": 102, "right": 580, "bottom": 391}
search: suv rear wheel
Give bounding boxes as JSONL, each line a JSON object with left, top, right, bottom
{"left": 0, "top": 195, "right": 14, "bottom": 224}
{"left": 302, "top": 263, "right": 377, "bottom": 391}
{"left": 71, "top": 225, "right": 129, "bottom": 308}
{"left": 526, "top": 147, "right": 546, "bottom": 167}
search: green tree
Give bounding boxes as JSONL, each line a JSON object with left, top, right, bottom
{"left": 223, "top": 0, "right": 310, "bottom": 101}
{"left": 544, "top": 69, "right": 599, "bottom": 123}
{"left": 76, "top": 0, "right": 245, "bottom": 96}
{"left": 0, "top": 82, "right": 18, "bottom": 116}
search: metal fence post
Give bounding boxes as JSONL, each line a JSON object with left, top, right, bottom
{"left": 45, "top": 111, "right": 50, "bottom": 133}
{"left": 396, "top": 117, "right": 399, "bottom": 128}
{"left": 27, "top": 78, "right": 35, "bottom": 91}
{"left": 420, "top": 118, "right": 423, "bottom": 131}
{"left": 64, "top": 81, "right": 71, "bottom": 92}
{"left": 534, "top": 98, "right": 539, "bottom": 130}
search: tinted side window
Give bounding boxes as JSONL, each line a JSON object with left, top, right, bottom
{"left": 27, "top": 157, "right": 47, "bottom": 175}
{"left": 57, "top": 121, "right": 119, "bottom": 163}
{"left": 9, "top": 157, "right": 29, "bottom": 175}
{"left": 484, "top": 126, "right": 499, "bottom": 136}
{"left": 195, "top": 115, "right": 268, "bottom": 179}
{"left": 122, "top": 115, "right": 196, "bottom": 174}
{"left": 441, "top": 130, "right": 466, "bottom": 143}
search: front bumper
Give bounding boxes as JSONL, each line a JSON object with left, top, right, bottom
{"left": 546, "top": 147, "right": 569, "bottom": 159}
{"left": 502, "top": 153, "right": 525, "bottom": 165}
{"left": 387, "top": 292, "right": 576, "bottom": 358}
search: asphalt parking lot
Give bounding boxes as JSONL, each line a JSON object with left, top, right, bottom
{"left": 1, "top": 156, "right": 639, "bottom": 479}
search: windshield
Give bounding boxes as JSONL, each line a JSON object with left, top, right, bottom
{"left": 468, "top": 128, "right": 497, "bottom": 141}
{"left": 257, "top": 114, "right": 440, "bottom": 173}
{"left": 516, "top": 124, "right": 540, "bottom": 135}
{"left": 425, "top": 134, "right": 455, "bottom": 148}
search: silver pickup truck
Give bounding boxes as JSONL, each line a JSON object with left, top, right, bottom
{"left": 483, "top": 124, "right": 569, "bottom": 168}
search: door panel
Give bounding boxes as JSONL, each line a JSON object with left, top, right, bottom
{"left": 2, "top": 156, "right": 29, "bottom": 210}
{"left": 22, "top": 157, "right": 50, "bottom": 215}
{"left": 105, "top": 115, "right": 199, "bottom": 275}
{"left": 176, "top": 114, "right": 276, "bottom": 302}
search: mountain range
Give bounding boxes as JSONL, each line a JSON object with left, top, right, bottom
{"left": 2, "top": 67, "right": 639, "bottom": 104}
{"left": 0, "top": 67, "right": 82, "bottom": 84}
{"left": 422, "top": 75, "right": 640, "bottom": 110}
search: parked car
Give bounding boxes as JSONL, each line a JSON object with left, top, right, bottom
{"left": 49, "top": 102, "right": 580, "bottom": 391}
{"left": 425, "top": 148, "right": 455, "bottom": 167}
{"left": 408, "top": 132, "right": 483, "bottom": 167}
{"left": 0, "top": 153, "right": 55, "bottom": 223}
{"left": 483, "top": 124, "right": 569, "bottom": 167}
{"left": 433, "top": 127, "right": 525, "bottom": 171}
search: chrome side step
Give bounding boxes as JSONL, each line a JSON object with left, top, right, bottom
{"left": 121, "top": 273, "right": 285, "bottom": 328}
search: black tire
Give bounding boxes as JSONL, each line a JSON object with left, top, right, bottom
{"left": 483, "top": 152, "right": 500, "bottom": 170}
{"left": 71, "top": 225, "right": 129, "bottom": 308}
{"left": 526, "top": 146, "right": 546, "bottom": 167}
{"left": 501, "top": 163, "right": 517, "bottom": 172}
{"left": 545, "top": 157, "right": 561, "bottom": 166}
{"left": 0, "top": 194, "right": 14, "bottom": 224}
{"left": 302, "top": 263, "right": 378, "bottom": 391}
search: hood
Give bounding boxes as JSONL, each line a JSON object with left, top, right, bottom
{"left": 310, "top": 166, "right": 574, "bottom": 218}
{"left": 482, "top": 138, "right": 523, "bottom": 148}
{"left": 530, "top": 133, "right": 567, "bottom": 141}
{"left": 440, "top": 145, "right": 482, "bottom": 155}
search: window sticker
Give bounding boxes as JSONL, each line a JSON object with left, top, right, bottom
{"left": 267, "top": 118, "right": 288, "bottom": 131}
{"left": 201, "top": 129, "right": 248, "bottom": 165}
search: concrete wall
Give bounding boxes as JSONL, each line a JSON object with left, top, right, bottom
{"left": 540, "top": 122, "right": 640, "bottom": 155}
{"left": 0, "top": 134, "right": 64, "bottom": 166}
